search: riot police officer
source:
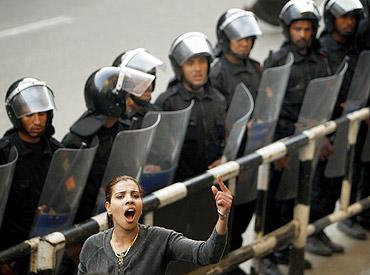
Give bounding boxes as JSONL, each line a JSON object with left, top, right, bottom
{"left": 0, "top": 78, "right": 62, "bottom": 273}
{"left": 62, "top": 66, "right": 154, "bottom": 224}
{"left": 262, "top": 1, "right": 331, "bottom": 273}
{"left": 210, "top": 8, "right": 262, "bottom": 108}
{"left": 209, "top": 9, "right": 262, "bottom": 274}
{"left": 309, "top": 0, "right": 366, "bottom": 254}
{"left": 112, "top": 48, "right": 163, "bottom": 129}
{"left": 156, "top": 32, "right": 226, "bottom": 181}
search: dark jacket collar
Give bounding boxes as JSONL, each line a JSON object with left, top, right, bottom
{"left": 3, "top": 128, "right": 54, "bottom": 157}
{"left": 220, "top": 55, "right": 257, "bottom": 75}
{"left": 281, "top": 42, "right": 324, "bottom": 64}
{"left": 177, "top": 82, "right": 213, "bottom": 101}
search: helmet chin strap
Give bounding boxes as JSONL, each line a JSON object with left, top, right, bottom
{"left": 228, "top": 39, "right": 254, "bottom": 63}
{"left": 335, "top": 28, "right": 355, "bottom": 39}
{"left": 130, "top": 94, "right": 152, "bottom": 108}
{"left": 230, "top": 50, "right": 250, "bottom": 63}
{"left": 17, "top": 126, "right": 45, "bottom": 142}
{"left": 182, "top": 76, "right": 207, "bottom": 92}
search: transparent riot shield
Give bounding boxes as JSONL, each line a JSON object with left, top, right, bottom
{"left": 95, "top": 115, "right": 160, "bottom": 212}
{"left": 326, "top": 51, "right": 370, "bottom": 177}
{"left": 0, "top": 146, "right": 18, "bottom": 228}
{"left": 140, "top": 101, "right": 193, "bottom": 195}
{"left": 276, "top": 63, "right": 348, "bottom": 200}
{"left": 222, "top": 83, "right": 254, "bottom": 162}
{"left": 30, "top": 138, "right": 99, "bottom": 237}
{"left": 235, "top": 53, "right": 294, "bottom": 204}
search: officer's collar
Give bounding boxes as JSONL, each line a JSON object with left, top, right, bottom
{"left": 286, "top": 44, "right": 322, "bottom": 64}
{"left": 321, "top": 32, "right": 354, "bottom": 52}
{"left": 178, "top": 82, "right": 213, "bottom": 101}
{"left": 7, "top": 128, "right": 53, "bottom": 157}
{"left": 221, "top": 55, "right": 255, "bottom": 74}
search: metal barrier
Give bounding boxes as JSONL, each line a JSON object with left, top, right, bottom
{"left": 0, "top": 107, "right": 369, "bottom": 274}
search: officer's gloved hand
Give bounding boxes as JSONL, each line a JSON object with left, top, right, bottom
{"left": 320, "top": 137, "right": 334, "bottom": 160}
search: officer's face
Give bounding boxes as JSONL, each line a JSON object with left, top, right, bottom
{"left": 138, "top": 86, "right": 152, "bottom": 102}
{"left": 335, "top": 14, "right": 357, "bottom": 35}
{"left": 19, "top": 112, "right": 47, "bottom": 142}
{"left": 229, "top": 37, "right": 254, "bottom": 57}
{"left": 289, "top": 20, "right": 313, "bottom": 50}
{"left": 181, "top": 55, "right": 208, "bottom": 87}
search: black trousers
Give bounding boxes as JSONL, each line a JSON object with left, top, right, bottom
{"left": 309, "top": 159, "right": 343, "bottom": 223}
{"left": 228, "top": 200, "right": 256, "bottom": 252}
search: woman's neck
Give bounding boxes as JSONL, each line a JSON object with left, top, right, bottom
{"left": 111, "top": 226, "right": 139, "bottom": 251}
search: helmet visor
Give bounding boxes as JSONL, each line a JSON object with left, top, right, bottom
{"left": 326, "top": 0, "right": 363, "bottom": 17}
{"left": 280, "top": 0, "right": 321, "bottom": 25}
{"left": 221, "top": 12, "right": 262, "bottom": 40}
{"left": 171, "top": 32, "right": 213, "bottom": 65}
{"left": 10, "top": 85, "right": 55, "bottom": 118}
{"left": 121, "top": 48, "right": 166, "bottom": 73}
{"left": 116, "top": 66, "right": 155, "bottom": 97}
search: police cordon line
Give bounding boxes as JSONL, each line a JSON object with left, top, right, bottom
{"left": 0, "top": 107, "right": 369, "bottom": 274}
{"left": 1, "top": 0, "right": 370, "bottom": 274}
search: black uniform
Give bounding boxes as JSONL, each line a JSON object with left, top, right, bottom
{"left": 156, "top": 81, "right": 226, "bottom": 181}
{"left": 62, "top": 111, "right": 130, "bottom": 224}
{"left": 209, "top": 56, "right": 261, "bottom": 107}
{"left": 0, "top": 129, "right": 62, "bottom": 250}
{"left": 309, "top": 32, "right": 359, "bottom": 223}
{"left": 356, "top": 6, "right": 370, "bottom": 52}
{"left": 209, "top": 54, "right": 262, "bottom": 252}
{"left": 263, "top": 42, "right": 330, "bottom": 234}
{"left": 357, "top": 21, "right": 370, "bottom": 51}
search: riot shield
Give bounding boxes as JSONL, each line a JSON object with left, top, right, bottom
{"left": 222, "top": 83, "right": 254, "bottom": 162}
{"left": 326, "top": 51, "right": 370, "bottom": 177}
{"left": 95, "top": 115, "right": 160, "bottom": 212}
{"left": 361, "top": 128, "right": 370, "bottom": 162}
{"left": 30, "top": 138, "right": 99, "bottom": 237}
{"left": 235, "top": 53, "right": 294, "bottom": 204}
{"left": 0, "top": 146, "right": 18, "bottom": 228}
{"left": 140, "top": 101, "right": 193, "bottom": 195}
{"left": 276, "top": 63, "right": 348, "bottom": 200}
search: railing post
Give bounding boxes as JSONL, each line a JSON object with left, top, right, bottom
{"left": 37, "top": 232, "right": 65, "bottom": 274}
{"left": 289, "top": 138, "right": 316, "bottom": 275}
{"left": 340, "top": 119, "right": 360, "bottom": 211}
{"left": 252, "top": 142, "right": 287, "bottom": 274}
{"left": 28, "top": 237, "right": 40, "bottom": 274}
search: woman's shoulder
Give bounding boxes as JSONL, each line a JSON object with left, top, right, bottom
{"left": 140, "top": 224, "right": 178, "bottom": 239}
{"left": 83, "top": 228, "right": 112, "bottom": 249}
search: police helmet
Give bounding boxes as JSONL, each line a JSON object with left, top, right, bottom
{"left": 84, "top": 66, "right": 154, "bottom": 117}
{"left": 324, "top": 0, "right": 364, "bottom": 33}
{"left": 216, "top": 8, "right": 262, "bottom": 55}
{"left": 112, "top": 48, "right": 164, "bottom": 90}
{"left": 5, "top": 78, "right": 56, "bottom": 132}
{"left": 169, "top": 32, "right": 214, "bottom": 80}
{"left": 279, "top": 0, "right": 321, "bottom": 39}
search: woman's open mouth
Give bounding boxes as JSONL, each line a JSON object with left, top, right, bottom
{"left": 124, "top": 208, "right": 136, "bottom": 223}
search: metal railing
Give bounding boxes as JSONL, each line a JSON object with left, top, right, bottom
{"left": 0, "top": 108, "right": 369, "bottom": 275}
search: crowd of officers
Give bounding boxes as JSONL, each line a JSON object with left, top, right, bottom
{"left": 0, "top": 0, "right": 369, "bottom": 274}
